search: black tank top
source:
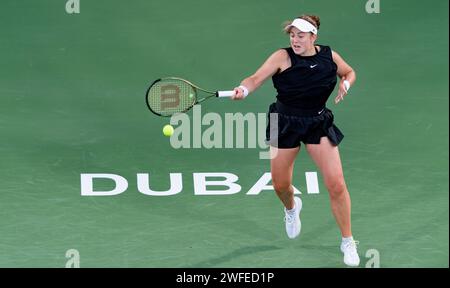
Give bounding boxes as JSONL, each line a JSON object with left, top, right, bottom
{"left": 272, "top": 45, "right": 337, "bottom": 110}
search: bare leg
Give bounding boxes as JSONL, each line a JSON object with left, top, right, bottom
{"left": 306, "top": 137, "right": 352, "bottom": 237}
{"left": 270, "top": 146, "right": 300, "bottom": 210}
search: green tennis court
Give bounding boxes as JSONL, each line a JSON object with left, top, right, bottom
{"left": 0, "top": 0, "right": 448, "bottom": 268}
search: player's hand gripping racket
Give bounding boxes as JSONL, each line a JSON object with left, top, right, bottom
{"left": 145, "top": 77, "right": 235, "bottom": 117}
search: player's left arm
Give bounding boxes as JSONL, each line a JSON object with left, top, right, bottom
{"left": 332, "top": 50, "right": 356, "bottom": 104}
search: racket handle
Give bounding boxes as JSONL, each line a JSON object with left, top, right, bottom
{"left": 217, "top": 90, "right": 236, "bottom": 97}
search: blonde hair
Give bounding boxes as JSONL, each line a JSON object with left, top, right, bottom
{"left": 283, "top": 14, "right": 321, "bottom": 34}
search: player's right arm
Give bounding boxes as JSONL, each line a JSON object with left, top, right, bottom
{"left": 232, "top": 49, "right": 288, "bottom": 100}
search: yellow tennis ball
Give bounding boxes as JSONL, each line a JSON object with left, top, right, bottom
{"left": 162, "top": 124, "right": 174, "bottom": 137}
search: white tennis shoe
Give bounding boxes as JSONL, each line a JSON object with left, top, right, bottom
{"left": 284, "top": 197, "right": 302, "bottom": 239}
{"left": 340, "top": 239, "right": 360, "bottom": 267}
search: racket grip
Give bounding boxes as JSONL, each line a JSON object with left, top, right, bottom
{"left": 217, "top": 90, "right": 236, "bottom": 97}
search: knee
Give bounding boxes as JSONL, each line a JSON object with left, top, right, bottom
{"left": 272, "top": 179, "right": 291, "bottom": 194}
{"left": 326, "top": 178, "right": 347, "bottom": 198}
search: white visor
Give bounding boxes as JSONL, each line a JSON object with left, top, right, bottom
{"left": 285, "top": 18, "right": 318, "bottom": 35}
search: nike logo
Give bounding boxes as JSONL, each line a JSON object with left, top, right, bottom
{"left": 310, "top": 64, "right": 318, "bottom": 68}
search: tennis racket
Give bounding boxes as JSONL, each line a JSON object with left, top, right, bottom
{"left": 145, "top": 77, "right": 236, "bottom": 117}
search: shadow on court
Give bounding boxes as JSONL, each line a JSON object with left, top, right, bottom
{"left": 186, "top": 245, "right": 282, "bottom": 267}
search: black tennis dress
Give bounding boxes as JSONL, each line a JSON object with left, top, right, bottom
{"left": 266, "top": 45, "right": 344, "bottom": 148}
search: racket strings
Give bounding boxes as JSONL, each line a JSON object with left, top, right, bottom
{"left": 147, "top": 79, "right": 196, "bottom": 116}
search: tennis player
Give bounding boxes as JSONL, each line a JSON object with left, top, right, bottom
{"left": 232, "top": 15, "right": 360, "bottom": 267}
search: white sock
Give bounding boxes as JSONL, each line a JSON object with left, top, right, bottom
{"left": 342, "top": 236, "right": 354, "bottom": 243}
{"left": 286, "top": 202, "right": 296, "bottom": 213}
